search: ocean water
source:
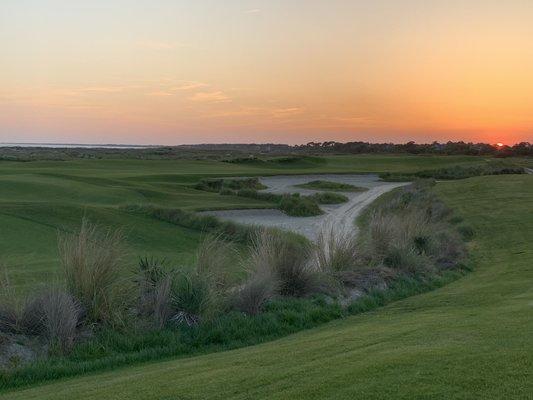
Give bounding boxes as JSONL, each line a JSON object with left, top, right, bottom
{"left": 0, "top": 143, "right": 153, "bottom": 149}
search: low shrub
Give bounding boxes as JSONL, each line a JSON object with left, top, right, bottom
{"left": 310, "top": 192, "right": 349, "bottom": 204}
{"left": 296, "top": 180, "right": 367, "bottom": 192}
{"left": 279, "top": 194, "right": 322, "bottom": 217}
{"left": 357, "top": 182, "right": 467, "bottom": 276}
{"left": 194, "top": 177, "right": 266, "bottom": 192}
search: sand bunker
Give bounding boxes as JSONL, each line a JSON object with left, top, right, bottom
{"left": 201, "top": 174, "right": 408, "bottom": 241}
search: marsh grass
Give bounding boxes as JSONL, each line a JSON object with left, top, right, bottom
{"left": 22, "top": 288, "right": 81, "bottom": 352}
{"left": 59, "top": 220, "right": 131, "bottom": 326}
{"left": 247, "top": 230, "right": 322, "bottom": 297}
{"left": 309, "top": 192, "right": 349, "bottom": 204}
{"left": 295, "top": 180, "right": 368, "bottom": 192}
{"left": 314, "top": 228, "right": 359, "bottom": 273}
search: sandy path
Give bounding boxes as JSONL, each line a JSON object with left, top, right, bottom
{"left": 201, "top": 175, "right": 407, "bottom": 241}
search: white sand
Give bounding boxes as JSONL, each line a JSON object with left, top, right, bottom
{"left": 201, "top": 174, "right": 408, "bottom": 241}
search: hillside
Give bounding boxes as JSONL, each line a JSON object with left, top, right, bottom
{"left": 2, "top": 174, "right": 531, "bottom": 399}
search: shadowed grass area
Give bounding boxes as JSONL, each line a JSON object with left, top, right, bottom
{"left": 1, "top": 174, "right": 531, "bottom": 399}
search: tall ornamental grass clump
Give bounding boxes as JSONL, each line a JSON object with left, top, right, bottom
{"left": 358, "top": 180, "right": 466, "bottom": 275}
{"left": 59, "top": 220, "right": 131, "bottom": 326}
{"left": 21, "top": 288, "right": 82, "bottom": 352}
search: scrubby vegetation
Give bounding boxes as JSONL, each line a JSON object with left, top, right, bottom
{"left": 296, "top": 180, "right": 368, "bottom": 192}
{"left": 0, "top": 180, "right": 470, "bottom": 390}
{"left": 380, "top": 162, "right": 525, "bottom": 181}
{"left": 309, "top": 191, "right": 349, "bottom": 204}
{"left": 2, "top": 141, "right": 530, "bottom": 162}
{"left": 196, "top": 182, "right": 325, "bottom": 217}
{"left": 278, "top": 194, "right": 323, "bottom": 216}
{"left": 194, "top": 177, "right": 266, "bottom": 192}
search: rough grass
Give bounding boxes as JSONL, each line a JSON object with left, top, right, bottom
{"left": 22, "top": 288, "right": 81, "bottom": 352}
{"left": 313, "top": 228, "right": 359, "bottom": 273}
{"left": 59, "top": 221, "right": 131, "bottom": 325}
{"left": 309, "top": 191, "right": 349, "bottom": 204}
{"left": 380, "top": 161, "right": 525, "bottom": 181}
{"left": 296, "top": 180, "right": 368, "bottom": 192}
{"left": 278, "top": 194, "right": 322, "bottom": 217}
{"left": 1, "top": 175, "right": 530, "bottom": 399}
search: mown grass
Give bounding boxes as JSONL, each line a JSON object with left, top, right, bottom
{"left": 1, "top": 174, "right": 530, "bottom": 399}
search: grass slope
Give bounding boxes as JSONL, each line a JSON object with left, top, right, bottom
{"left": 2, "top": 174, "right": 531, "bottom": 399}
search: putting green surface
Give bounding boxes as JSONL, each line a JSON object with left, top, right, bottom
{"left": 0, "top": 155, "right": 485, "bottom": 290}
{"left": 2, "top": 174, "right": 531, "bottom": 399}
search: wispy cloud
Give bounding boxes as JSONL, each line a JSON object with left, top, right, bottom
{"left": 80, "top": 86, "right": 127, "bottom": 93}
{"left": 272, "top": 107, "right": 305, "bottom": 118}
{"left": 189, "top": 91, "right": 231, "bottom": 103}
{"left": 147, "top": 91, "right": 174, "bottom": 97}
{"left": 244, "top": 9, "right": 261, "bottom": 14}
{"left": 172, "top": 81, "right": 210, "bottom": 91}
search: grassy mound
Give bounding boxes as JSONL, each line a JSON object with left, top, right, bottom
{"left": 309, "top": 191, "right": 349, "bottom": 204}
{"left": 278, "top": 194, "right": 323, "bottom": 216}
{"left": 296, "top": 180, "right": 368, "bottom": 192}
{"left": 194, "top": 177, "right": 266, "bottom": 192}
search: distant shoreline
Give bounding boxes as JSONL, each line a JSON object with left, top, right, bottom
{"left": 0, "top": 143, "right": 155, "bottom": 149}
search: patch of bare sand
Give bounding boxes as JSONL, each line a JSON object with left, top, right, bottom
{"left": 201, "top": 175, "right": 408, "bottom": 241}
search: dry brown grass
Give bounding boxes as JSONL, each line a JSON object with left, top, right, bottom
{"left": 21, "top": 287, "right": 81, "bottom": 351}
{"left": 232, "top": 270, "right": 278, "bottom": 315}
{"left": 58, "top": 220, "right": 130, "bottom": 325}
{"left": 248, "top": 230, "right": 321, "bottom": 297}
{"left": 314, "top": 227, "right": 359, "bottom": 273}
{"left": 195, "top": 234, "right": 235, "bottom": 288}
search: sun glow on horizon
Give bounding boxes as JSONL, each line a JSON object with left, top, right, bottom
{"left": 1, "top": 1, "right": 532, "bottom": 145}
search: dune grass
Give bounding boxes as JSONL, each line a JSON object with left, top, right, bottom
{"left": 1, "top": 174, "right": 530, "bottom": 399}
{"left": 295, "top": 179, "right": 368, "bottom": 192}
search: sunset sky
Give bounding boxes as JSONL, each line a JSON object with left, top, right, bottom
{"left": 1, "top": 1, "right": 533, "bottom": 145}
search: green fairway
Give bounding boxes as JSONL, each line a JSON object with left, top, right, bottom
{"left": 0, "top": 155, "right": 487, "bottom": 290}
{"left": 1, "top": 173, "right": 531, "bottom": 399}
